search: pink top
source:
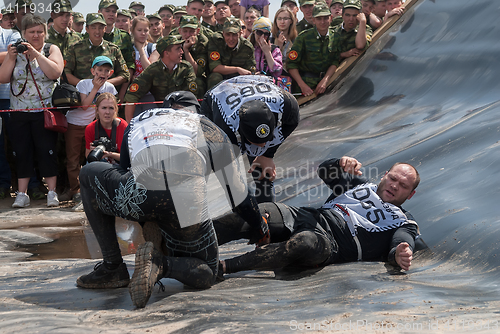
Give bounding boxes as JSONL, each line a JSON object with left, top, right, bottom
{"left": 254, "top": 45, "right": 283, "bottom": 78}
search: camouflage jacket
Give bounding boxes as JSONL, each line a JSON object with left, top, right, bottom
{"left": 201, "top": 20, "right": 222, "bottom": 33}
{"left": 296, "top": 18, "right": 314, "bottom": 35}
{"left": 287, "top": 27, "right": 338, "bottom": 73}
{"left": 46, "top": 26, "right": 82, "bottom": 58}
{"left": 207, "top": 32, "right": 256, "bottom": 73}
{"left": 329, "top": 23, "right": 373, "bottom": 56}
{"left": 184, "top": 33, "right": 209, "bottom": 78}
{"left": 124, "top": 60, "right": 197, "bottom": 103}
{"left": 101, "top": 27, "right": 135, "bottom": 71}
{"left": 64, "top": 38, "right": 130, "bottom": 81}
{"left": 169, "top": 24, "right": 214, "bottom": 39}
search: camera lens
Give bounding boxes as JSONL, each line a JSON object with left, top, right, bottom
{"left": 16, "top": 44, "right": 28, "bottom": 53}
{"left": 87, "top": 145, "right": 106, "bottom": 162}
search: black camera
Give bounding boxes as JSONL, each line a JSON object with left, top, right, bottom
{"left": 12, "top": 39, "right": 28, "bottom": 54}
{"left": 87, "top": 137, "right": 114, "bottom": 162}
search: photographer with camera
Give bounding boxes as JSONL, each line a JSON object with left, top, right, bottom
{"left": 85, "top": 93, "right": 128, "bottom": 165}
{"left": 0, "top": 14, "right": 64, "bottom": 208}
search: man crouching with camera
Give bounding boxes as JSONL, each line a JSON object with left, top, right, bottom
{"left": 85, "top": 93, "right": 128, "bottom": 165}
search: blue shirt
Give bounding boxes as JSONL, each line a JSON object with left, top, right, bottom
{"left": 0, "top": 27, "right": 21, "bottom": 100}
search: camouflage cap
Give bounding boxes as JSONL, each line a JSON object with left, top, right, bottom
{"left": 343, "top": 0, "right": 362, "bottom": 10}
{"left": 173, "top": 6, "right": 187, "bottom": 15}
{"left": 72, "top": 12, "right": 85, "bottom": 22}
{"left": 117, "top": 9, "right": 132, "bottom": 19}
{"left": 1, "top": 7, "right": 15, "bottom": 14}
{"left": 298, "top": 0, "right": 315, "bottom": 6}
{"left": 281, "top": 0, "right": 298, "bottom": 7}
{"left": 159, "top": 4, "right": 175, "bottom": 14}
{"left": 15, "top": 0, "right": 33, "bottom": 9}
{"left": 223, "top": 17, "right": 241, "bottom": 33}
{"left": 330, "top": 0, "right": 344, "bottom": 6}
{"left": 313, "top": 3, "right": 330, "bottom": 17}
{"left": 179, "top": 15, "right": 199, "bottom": 29}
{"left": 86, "top": 13, "right": 107, "bottom": 26}
{"left": 156, "top": 35, "right": 184, "bottom": 54}
{"left": 128, "top": 8, "right": 137, "bottom": 15}
{"left": 129, "top": 1, "right": 145, "bottom": 9}
{"left": 52, "top": 0, "right": 72, "bottom": 13}
{"left": 187, "top": 0, "right": 205, "bottom": 5}
{"left": 146, "top": 12, "right": 162, "bottom": 21}
{"left": 98, "top": 0, "right": 118, "bottom": 10}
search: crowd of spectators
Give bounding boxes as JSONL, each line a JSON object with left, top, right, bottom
{"left": 0, "top": 0, "right": 405, "bottom": 208}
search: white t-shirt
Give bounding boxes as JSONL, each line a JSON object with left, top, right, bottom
{"left": 66, "top": 79, "right": 118, "bottom": 126}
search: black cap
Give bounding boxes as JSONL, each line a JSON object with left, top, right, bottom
{"left": 238, "top": 100, "right": 275, "bottom": 144}
{"left": 162, "top": 91, "right": 200, "bottom": 113}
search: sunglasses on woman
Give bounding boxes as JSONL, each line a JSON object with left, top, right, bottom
{"left": 255, "top": 30, "right": 271, "bottom": 38}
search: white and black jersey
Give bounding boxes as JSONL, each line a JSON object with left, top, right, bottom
{"left": 118, "top": 108, "right": 264, "bottom": 230}
{"left": 200, "top": 75, "right": 299, "bottom": 158}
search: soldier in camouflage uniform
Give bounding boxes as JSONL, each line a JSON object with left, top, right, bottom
{"left": 170, "top": 0, "right": 214, "bottom": 38}
{"left": 361, "top": 0, "right": 382, "bottom": 30}
{"left": 147, "top": 12, "right": 164, "bottom": 43}
{"left": 177, "top": 15, "right": 209, "bottom": 98}
{"left": 129, "top": 1, "right": 145, "bottom": 16}
{"left": 72, "top": 12, "right": 85, "bottom": 34}
{"left": 115, "top": 9, "right": 132, "bottom": 34}
{"left": 46, "top": 0, "right": 82, "bottom": 58}
{"left": 287, "top": 3, "right": 339, "bottom": 96}
{"left": 158, "top": 4, "right": 175, "bottom": 37}
{"left": 329, "top": 0, "right": 373, "bottom": 62}
{"left": 330, "top": 0, "right": 344, "bottom": 27}
{"left": 213, "top": 1, "right": 231, "bottom": 32}
{"left": 186, "top": 0, "right": 214, "bottom": 37}
{"left": 1, "top": 8, "right": 17, "bottom": 30}
{"left": 173, "top": 6, "right": 187, "bottom": 28}
{"left": 281, "top": 0, "right": 299, "bottom": 17}
{"left": 124, "top": 36, "right": 197, "bottom": 122}
{"left": 64, "top": 13, "right": 130, "bottom": 88}
{"left": 296, "top": 0, "right": 314, "bottom": 34}
{"left": 206, "top": 17, "right": 256, "bottom": 89}
{"left": 13, "top": 0, "right": 31, "bottom": 33}
{"left": 201, "top": 0, "right": 218, "bottom": 32}
{"left": 97, "top": 0, "right": 135, "bottom": 75}
{"left": 96, "top": 0, "right": 135, "bottom": 101}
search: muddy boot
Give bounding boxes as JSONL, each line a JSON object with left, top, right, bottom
{"left": 129, "top": 242, "right": 165, "bottom": 308}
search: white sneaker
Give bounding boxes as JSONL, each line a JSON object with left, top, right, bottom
{"left": 47, "top": 190, "right": 59, "bottom": 207}
{"left": 12, "top": 192, "right": 30, "bottom": 208}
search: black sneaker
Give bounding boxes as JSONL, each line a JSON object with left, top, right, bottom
{"left": 77, "top": 262, "right": 130, "bottom": 289}
{"left": 129, "top": 242, "right": 164, "bottom": 308}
